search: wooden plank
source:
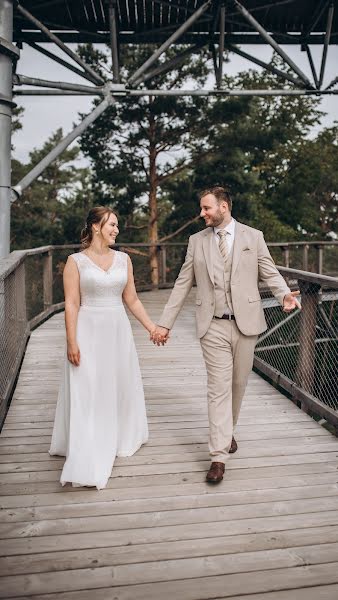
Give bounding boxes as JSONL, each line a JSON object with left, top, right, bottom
{"left": 2, "top": 496, "right": 338, "bottom": 541}
{"left": 2, "top": 511, "right": 338, "bottom": 556}
{"left": 1, "top": 472, "right": 337, "bottom": 509}
{"left": 1, "top": 526, "right": 338, "bottom": 577}
{"left": 2, "top": 545, "right": 338, "bottom": 597}
{"left": 1, "top": 461, "right": 337, "bottom": 496}
{"left": 1, "top": 484, "right": 337, "bottom": 524}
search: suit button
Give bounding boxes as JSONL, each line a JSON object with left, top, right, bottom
{"left": 211, "top": 301, "right": 214, "bottom": 305}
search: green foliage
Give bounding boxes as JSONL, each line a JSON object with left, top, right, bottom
{"left": 11, "top": 129, "right": 92, "bottom": 249}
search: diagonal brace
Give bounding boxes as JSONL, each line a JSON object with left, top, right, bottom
{"left": 16, "top": 3, "right": 104, "bottom": 86}
{"left": 13, "top": 98, "right": 112, "bottom": 195}
{"left": 318, "top": 2, "right": 334, "bottom": 88}
{"left": 234, "top": 0, "right": 313, "bottom": 88}
{"left": 135, "top": 42, "right": 206, "bottom": 86}
{"left": 229, "top": 44, "right": 303, "bottom": 87}
{"left": 13, "top": 73, "right": 103, "bottom": 94}
{"left": 128, "top": 0, "right": 212, "bottom": 87}
{"left": 27, "top": 41, "right": 99, "bottom": 86}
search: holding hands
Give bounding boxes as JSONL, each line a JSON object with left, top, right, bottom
{"left": 150, "top": 325, "right": 170, "bottom": 346}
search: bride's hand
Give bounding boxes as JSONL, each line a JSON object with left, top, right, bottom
{"left": 67, "top": 341, "right": 81, "bottom": 366}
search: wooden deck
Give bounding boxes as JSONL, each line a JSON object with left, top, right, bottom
{"left": 1, "top": 289, "right": 338, "bottom": 600}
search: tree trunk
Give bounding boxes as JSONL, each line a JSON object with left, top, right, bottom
{"left": 148, "top": 110, "right": 159, "bottom": 287}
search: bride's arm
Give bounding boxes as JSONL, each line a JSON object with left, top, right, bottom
{"left": 63, "top": 257, "right": 81, "bottom": 366}
{"left": 122, "top": 255, "right": 156, "bottom": 336}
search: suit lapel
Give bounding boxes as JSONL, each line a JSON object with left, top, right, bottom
{"left": 202, "top": 228, "right": 215, "bottom": 283}
{"left": 231, "top": 221, "right": 246, "bottom": 279}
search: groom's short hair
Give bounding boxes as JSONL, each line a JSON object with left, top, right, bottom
{"left": 199, "top": 186, "right": 232, "bottom": 211}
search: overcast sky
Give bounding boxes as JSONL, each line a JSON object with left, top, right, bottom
{"left": 12, "top": 43, "right": 338, "bottom": 164}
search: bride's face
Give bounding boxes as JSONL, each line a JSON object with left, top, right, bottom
{"left": 100, "top": 213, "right": 119, "bottom": 245}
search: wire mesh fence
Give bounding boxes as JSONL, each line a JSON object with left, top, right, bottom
{"left": 0, "top": 256, "right": 28, "bottom": 424}
{"left": 255, "top": 271, "right": 338, "bottom": 418}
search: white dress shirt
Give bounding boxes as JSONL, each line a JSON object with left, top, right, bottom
{"left": 214, "top": 218, "right": 236, "bottom": 255}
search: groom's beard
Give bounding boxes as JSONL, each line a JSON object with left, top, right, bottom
{"left": 204, "top": 210, "right": 224, "bottom": 228}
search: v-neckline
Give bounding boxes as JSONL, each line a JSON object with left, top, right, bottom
{"left": 81, "top": 250, "right": 116, "bottom": 273}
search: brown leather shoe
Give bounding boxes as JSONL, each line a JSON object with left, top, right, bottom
{"left": 206, "top": 462, "right": 225, "bottom": 484}
{"left": 229, "top": 436, "right": 238, "bottom": 454}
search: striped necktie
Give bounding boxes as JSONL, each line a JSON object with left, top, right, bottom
{"left": 217, "top": 230, "right": 229, "bottom": 262}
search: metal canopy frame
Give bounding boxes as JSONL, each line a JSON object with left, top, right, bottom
{"left": 1, "top": 0, "right": 338, "bottom": 257}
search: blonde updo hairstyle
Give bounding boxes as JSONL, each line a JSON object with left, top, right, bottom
{"left": 80, "top": 206, "right": 116, "bottom": 249}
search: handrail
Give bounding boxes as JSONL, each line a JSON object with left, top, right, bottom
{"left": 278, "top": 266, "right": 338, "bottom": 287}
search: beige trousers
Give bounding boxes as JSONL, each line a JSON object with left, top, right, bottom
{"left": 200, "top": 318, "right": 257, "bottom": 464}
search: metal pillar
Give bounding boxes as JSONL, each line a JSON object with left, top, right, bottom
{"left": 109, "top": 1, "right": 120, "bottom": 83}
{"left": 216, "top": 4, "right": 225, "bottom": 88}
{"left": 0, "top": 0, "right": 17, "bottom": 258}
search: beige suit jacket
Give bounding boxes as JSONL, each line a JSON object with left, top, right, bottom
{"left": 158, "top": 220, "right": 290, "bottom": 338}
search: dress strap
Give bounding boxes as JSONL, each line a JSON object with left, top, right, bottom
{"left": 68, "top": 252, "right": 84, "bottom": 269}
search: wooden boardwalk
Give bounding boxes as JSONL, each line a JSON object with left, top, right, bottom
{"left": 1, "top": 289, "right": 338, "bottom": 599}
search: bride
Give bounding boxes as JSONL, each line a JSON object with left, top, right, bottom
{"left": 49, "top": 206, "right": 161, "bottom": 489}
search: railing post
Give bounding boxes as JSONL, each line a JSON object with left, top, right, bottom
{"left": 316, "top": 244, "right": 323, "bottom": 275}
{"left": 161, "top": 246, "right": 167, "bottom": 285}
{"left": 302, "top": 243, "right": 309, "bottom": 271}
{"left": 43, "top": 250, "right": 53, "bottom": 310}
{"left": 282, "top": 245, "right": 290, "bottom": 268}
{"left": 296, "top": 280, "right": 320, "bottom": 396}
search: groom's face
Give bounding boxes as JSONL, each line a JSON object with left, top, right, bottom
{"left": 200, "top": 194, "right": 228, "bottom": 228}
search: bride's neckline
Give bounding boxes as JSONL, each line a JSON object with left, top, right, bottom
{"left": 81, "top": 250, "right": 117, "bottom": 273}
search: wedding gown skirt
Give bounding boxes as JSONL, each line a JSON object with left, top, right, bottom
{"left": 49, "top": 251, "right": 148, "bottom": 490}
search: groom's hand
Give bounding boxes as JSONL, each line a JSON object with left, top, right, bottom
{"left": 150, "top": 326, "right": 170, "bottom": 346}
{"left": 283, "top": 290, "right": 301, "bottom": 312}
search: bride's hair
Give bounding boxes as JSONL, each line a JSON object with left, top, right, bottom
{"left": 80, "top": 206, "right": 116, "bottom": 248}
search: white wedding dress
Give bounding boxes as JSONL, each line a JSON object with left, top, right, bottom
{"left": 49, "top": 250, "right": 149, "bottom": 489}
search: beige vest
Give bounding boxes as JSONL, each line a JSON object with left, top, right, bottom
{"left": 213, "top": 236, "right": 234, "bottom": 316}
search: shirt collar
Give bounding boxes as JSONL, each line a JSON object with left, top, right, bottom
{"left": 214, "top": 218, "right": 235, "bottom": 236}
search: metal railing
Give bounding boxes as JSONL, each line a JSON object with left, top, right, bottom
{"left": 254, "top": 268, "right": 338, "bottom": 433}
{"left": 0, "top": 240, "right": 337, "bottom": 429}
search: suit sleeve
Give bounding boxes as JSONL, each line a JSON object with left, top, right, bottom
{"left": 157, "top": 236, "right": 195, "bottom": 330}
{"left": 257, "top": 231, "right": 290, "bottom": 305}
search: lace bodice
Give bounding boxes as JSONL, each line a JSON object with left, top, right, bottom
{"left": 70, "top": 251, "right": 128, "bottom": 307}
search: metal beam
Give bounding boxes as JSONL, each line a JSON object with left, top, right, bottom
{"left": 27, "top": 41, "right": 99, "bottom": 85}
{"left": 302, "top": 0, "right": 330, "bottom": 40}
{"left": 318, "top": 2, "right": 334, "bottom": 88}
{"left": 13, "top": 89, "right": 100, "bottom": 96}
{"left": 124, "top": 88, "right": 338, "bottom": 97}
{"left": 135, "top": 43, "right": 205, "bottom": 86}
{"left": 13, "top": 73, "right": 103, "bottom": 94}
{"left": 128, "top": 0, "right": 212, "bottom": 86}
{"left": 217, "top": 4, "right": 226, "bottom": 88}
{"left": 16, "top": 3, "right": 105, "bottom": 86}
{"left": 0, "top": 0, "right": 15, "bottom": 258}
{"left": 13, "top": 98, "right": 112, "bottom": 195}
{"left": 304, "top": 44, "right": 319, "bottom": 89}
{"left": 15, "top": 31, "right": 336, "bottom": 45}
{"left": 234, "top": 0, "right": 313, "bottom": 88}
{"left": 108, "top": 1, "right": 120, "bottom": 84}
{"left": 228, "top": 44, "right": 303, "bottom": 88}
{"left": 325, "top": 75, "right": 338, "bottom": 90}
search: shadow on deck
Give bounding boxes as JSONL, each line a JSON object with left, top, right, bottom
{"left": 0, "top": 289, "right": 338, "bottom": 599}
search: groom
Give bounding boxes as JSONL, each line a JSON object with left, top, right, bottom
{"left": 152, "top": 186, "right": 300, "bottom": 484}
